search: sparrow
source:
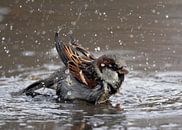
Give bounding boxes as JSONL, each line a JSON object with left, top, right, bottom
{"left": 18, "top": 32, "right": 128, "bottom": 104}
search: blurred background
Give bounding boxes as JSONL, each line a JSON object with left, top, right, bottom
{"left": 0, "top": 0, "right": 182, "bottom": 130}
{"left": 1, "top": 0, "right": 182, "bottom": 77}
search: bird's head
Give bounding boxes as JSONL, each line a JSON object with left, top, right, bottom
{"left": 94, "top": 54, "right": 128, "bottom": 94}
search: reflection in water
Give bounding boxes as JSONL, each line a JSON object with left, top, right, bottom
{"left": 0, "top": 0, "right": 182, "bottom": 130}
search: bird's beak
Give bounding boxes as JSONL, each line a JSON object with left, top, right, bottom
{"left": 117, "top": 67, "right": 129, "bottom": 75}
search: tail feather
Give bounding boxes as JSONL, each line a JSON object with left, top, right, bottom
{"left": 12, "top": 68, "right": 66, "bottom": 96}
{"left": 11, "top": 79, "right": 54, "bottom": 97}
{"left": 23, "top": 80, "right": 54, "bottom": 94}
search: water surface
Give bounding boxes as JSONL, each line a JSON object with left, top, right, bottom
{"left": 0, "top": 0, "right": 182, "bottom": 130}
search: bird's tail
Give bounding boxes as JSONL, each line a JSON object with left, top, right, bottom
{"left": 11, "top": 79, "right": 54, "bottom": 97}
{"left": 12, "top": 69, "right": 65, "bottom": 97}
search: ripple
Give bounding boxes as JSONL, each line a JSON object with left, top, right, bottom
{"left": 0, "top": 66, "right": 182, "bottom": 129}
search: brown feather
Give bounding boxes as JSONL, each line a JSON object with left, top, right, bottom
{"left": 96, "top": 55, "right": 115, "bottom": 71}
{"left": 61, "top": 43, "right": 97, "bottom": 88}
{"left": 55, "top": 32, "right": 99, "bottom": 88}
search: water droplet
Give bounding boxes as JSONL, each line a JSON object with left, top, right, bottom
{"left": 94, "top": 47, "right": 101, "bottom": 51}
{"left": 67, "top": 91, "right": 72, "bottom": 96}
{"left": 42, "top": 31, "right": 46, "bottom": 35}
{"left": 22, "top": 51, "right": 35, "bottom": 56}
{"left": 65, "top": 69, "right": 69, "bottom": 74}
{"left": 71, "top": 21, "right": 76, "bottom": 26}
{"left": 165, "top": 14, "right": 169, "bottom": 19}
{"left": 130, "top": 67, "right": 133, "bottom": 71}
{"left": 5, "top": 49, "right": 9, "bottom": 54}
{"left": 154, "top": 20, "right": 158, "bottom": 23}
{"left": 118, "top": 40, "right": 123, "bottom": 45}
{"left": 151, "top": 9, "right": 156, "bottom": 14}
{"left": 116, "top": 26, "right": 120, "bottom": 29}
{"left": 19, "top": 123, "right": 26, "bottom": 126}
{"left": 10, "top": 25, "right": 13, "bottom": 30}
{"left": 129, "top": 34, "right": 134, "bottom": 38}
{"left": 152, "top": 64, "right": 156, "bottom": 67}
{"left": 2, "top": 37, "right": 5, "bottom": 41}
{"left": 157, "top": 11, "right": 160, "bottom": 15}
{"left": 94, "top": 10, "right": 99, "bottom": 14}
{"left": 120, "top": 18, "right": 123, "bottom": 22}
{"left": 84, "top": 3, "right": 88, "bottom": 9}
{"left": 27, "top": 125, "right": 34, "bottom": 129}
{"left": 35, "top": 40, "right": 38, "bottom": 43}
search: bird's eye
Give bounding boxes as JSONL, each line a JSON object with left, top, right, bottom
{"left": 113, "top": 64, "right": 118, "bottom": 68}
{"left": 108, "top": 64, "right": 118, "bottom": 71}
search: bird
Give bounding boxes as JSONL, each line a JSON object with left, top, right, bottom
{"left": 18, "top": 32, "right": 128, "bottom": 104}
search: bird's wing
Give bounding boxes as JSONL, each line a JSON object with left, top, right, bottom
{"left": 67, "top": 31, "right": 96, "bottom": 60}
{"left": 55, "top": 32, "right": 97, "bottom": 88}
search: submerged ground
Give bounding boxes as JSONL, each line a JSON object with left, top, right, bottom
{"left": 0, "top": 0, "right": 182, "bottom": 130}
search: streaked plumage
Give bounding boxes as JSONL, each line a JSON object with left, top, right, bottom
{"left": 17, "top": 32, "right": 128, "bottom": 104}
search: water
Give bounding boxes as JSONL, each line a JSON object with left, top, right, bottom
{"left": 0, "top": 0, "right": 182, "bottom": 130}
{"left": 1, "top": 67, "right": 182, "bottom": 130}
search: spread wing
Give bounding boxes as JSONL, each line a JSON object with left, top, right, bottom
{"left": 67, "top": 32, "right": 96, "bottom": 61}
{"left": 55, "top": 32, "right": 97, "bottom": 88}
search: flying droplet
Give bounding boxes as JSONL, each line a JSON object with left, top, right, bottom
{"left": 2, "top": 37, "right": 5, "bottom": 41}
{"left": 165, "top": 14, "right": 169, "bottom": 19}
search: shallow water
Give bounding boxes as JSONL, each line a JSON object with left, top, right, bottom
{"left": 1, "top": 0, "right": 182, "bottom": 130}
